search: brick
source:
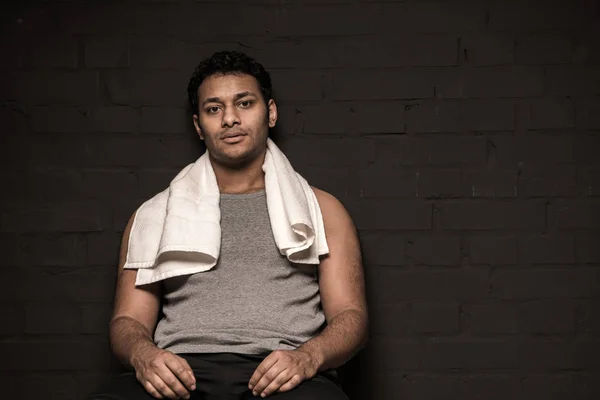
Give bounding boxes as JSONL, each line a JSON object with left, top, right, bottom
{"left": 86, "top": 232, "right": 121, "bottom": 267}
{"left": 103, "top": 70, "right": 188, "bottom": 107}
{"left": 279, "top": 136, "right": 375, "bottom": 167}
{"left": 275, "top": 4, "right": 374, "bottom": 36}
{"left": 58, "top": 3, "right": 165, "bottom": 35}
{"left": 0, "top": 36, "right": 26, "bottom": 68}
{"left": 270, "top": 71, "right": 325, "bottom": 102}
{"left": 30, "top": 106, "right": 88, "bottom": 133}
{"left": 299, "top": 166, "right": 359, "bottom": 200}
{"left": 520, "top": 235, "right": 575, "bottom": 264}
{"left": 25, "top": 167, "right": 83, "bottom": 201}
{"left": 435, "top": 66, "right": 544, "bottom": 98}
{"left": 516, "top": 34, "right": 572, "bottom": 64}
{"left": 469, "top": 236, "right": 518, "bottom": 265}
{"left": 136, "top": 169, "right": 180, "bottom": 200}
{"left": 130, "top": 38, "right": 201, "bottom": 69}
{"left": 0, "top": 266, "right": 117, "bottom": 303}
{"left": 423, "top": 339, "right": 518, "bottom": 369}
{"left": 1, "top": 202, "right": 110, "bottom": 233}
{"left": 297, "top": 102, "right": 406, "bottom": 135}
{"left": 416, "top": 169, "right": 461, "bottom": 199}
{"left": 0, "top": 305, "right": 22, "bottom": 335}
{"left": 585, "top": 303, "right": 600, "bottom": 333}
{"left": 244, "top": 38, "right": 339, "bottom": 69}
{"left": 29, "top": 35, "right": 78, "bottom": 68}
{"left": 81, "top": 169, "right": 138, "bottom": 200}
{"left": 465, "top": 304, "right": 518, "bottom": 334}
{"left": 519, "top": 339, "right": 597, "bottom": 370}
{"left": 404, "top": 375, "right": 461, "bottom": 398}
{"left": 440, "top": 201, "right": 545, "bottom": 230}
{"left": 577, "top": 234, "right": 600, "bottom": 264}
{"left": 351, "top": 200, "right": 432, "bottom": 230}
{"left": 491, "top": 268, "right": 598, "bottom": 299}
{"left": 3, "top": 71, "right": 99, "bottom": 105}
{"left": 141, "top": 107, "right": 189, "bottom": 134}
{"left": 0, "top": 340, "right": 111, "bottom": 370}
{"left": 361, "top": 337, "right": 421, "bottom": 371}
{"left": 406, "top": 100, "right": 462, "bottom": 133}
{"left": 546, "top": 66, "right": 600, "bottom": 96}
{"left": 81, "top": 304, "right": 112, "bottom": 334}
{"left": 373, "top": 136, "right": 487, "bottom": 167}
{"left": 521, "top": 374, "right": 575, "bottom": 400}
{"left": 85, "top": 36, "right": 129, "bottom": 68}
{"left": 462, "top": 99, "right": 515, "bottom": 132}
{"left": 578, "top": 168, "right": 600, "bottom": 198}
{"left": 16, "top": 373, "right": 78, "bottom": 400}
{"left": 332, "top": 69, "right": 433, "bottom": 100}
{"left": 575, "top": 136, "right": 600, "bottom": 165}
{"left": 78, "top": 372, "right": 115, "bottom": 400}
{"left": 519, "top": 299, "right": 576, "bottom": 334}
{"left": 89, "top": 106, "right": 140, "bottom": 134}
{"left": 463, "top": 168, "right": 518, "bottom": 199}
{"left": 581, "top": 98, "right": 600, "bottom": 129}
{"left": 489, "top": 0, "right": 580, "bottom": 30}
{"left": 359, "top": 167, "right": 415, "bottom": 198}
{"left": 410, "top": 303, "right": 459, "bottom": 333}
{"left": 25, "top": 305, "right": 80, "bottom": 334}
{"left": 493, "top": 135, "right": 575, "bottom": 166}
{"left": 0, "top": 234, "right": 23, "bottom": 267}
{"left": 167, "top": 4, "right": 278, "bottom": 37}
{"left": 519, "top": 165, "right": 577, "bottom": 198}
{"left": 528, "top": 98, "right": 575, "bottom": 130}
{"left": 341, "top": 34, "right": 458, "bottom": 67}
{"left": 576, "top": 372, "right": 600, "bottom": 399}
{"left": 368, "top": 303, "right": 410, "bottom": 334}
{"left": 461, "top": 34, "right": 514, "bottom": 66}
{"left": 411, "top": 236, "right": 461, "bottom": 266}
{"left": 366, "top": 267, "right": 489, "bottom": 302}
{"left": 21, "top": 234, "right": 87, "bottom": 267}
{"left": 359, "top": 233, "right": 405, "bottom": 266}
{"left": 381, "top": 1, "right": 485, "bottom": 33}
{"left": 459, "top": 375, "right": 520, "bottom": 400}
{"left": 555, "top": 201, "right": 600, "bottom": 229}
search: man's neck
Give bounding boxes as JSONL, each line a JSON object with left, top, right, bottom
{"left": 210, "top": 152, "right": 266, "bottom": 195}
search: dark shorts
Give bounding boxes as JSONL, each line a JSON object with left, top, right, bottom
{"left": 87, "top": 353, "right": 349, "bottom": 400}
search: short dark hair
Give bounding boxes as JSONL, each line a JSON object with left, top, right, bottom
{"left": 187, "top": 51, "right": 273, "bottom": 115}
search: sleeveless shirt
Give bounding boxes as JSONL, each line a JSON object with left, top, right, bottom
{"left": 153, "top": 189, "right": 326, "bottom": 354}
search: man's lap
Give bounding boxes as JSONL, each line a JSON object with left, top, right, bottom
{"left": 86, "top": 353, "right": 348, "bottom": 400}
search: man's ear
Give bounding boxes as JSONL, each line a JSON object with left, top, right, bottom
{"left": 192, "top": 114, "right": 204, "bottom": 140}
{"left": 267, "top": 99, "right": 278, "bottom": 128}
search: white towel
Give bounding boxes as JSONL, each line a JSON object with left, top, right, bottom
{"left": 123, "top": 138, "right": 329, "bottom": 286}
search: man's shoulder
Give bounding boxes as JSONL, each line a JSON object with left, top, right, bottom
{"left": 310, "top": 186, "right": 351, "bottom": 220}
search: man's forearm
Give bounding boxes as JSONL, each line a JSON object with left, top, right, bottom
{"left": 297, "top": 309, "right": 368, "bottom": 371}
{"left": 109, "top": 315, "right": 157, "bottom": 369}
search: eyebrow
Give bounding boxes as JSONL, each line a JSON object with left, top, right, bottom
{"left": 201, "top": 91, "right": 256, "bottom": 107}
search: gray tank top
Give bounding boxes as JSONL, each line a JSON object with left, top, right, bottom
{"left": 153, "top": 189, "right": 326, "bottom": 354}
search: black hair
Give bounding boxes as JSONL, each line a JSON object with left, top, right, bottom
{"left": 187, "top": 50, "right": 273, "bottom": 115}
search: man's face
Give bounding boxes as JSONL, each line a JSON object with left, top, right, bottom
{"left": 193, "top": 73, "right": 277, "bottom": 167}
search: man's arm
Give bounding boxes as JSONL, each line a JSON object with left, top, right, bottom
{"left": 296, "top": 187, "right": 369, "bottom": 370}
{"left": 248, "top": 188, "right": 369, "bottom": 397}
{"left": 111, "top": 212, "right": 196, "bottom": 400}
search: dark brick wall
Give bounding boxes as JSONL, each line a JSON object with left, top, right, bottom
{"left": 1, "top": 0, "right": 599, "bottom": 399}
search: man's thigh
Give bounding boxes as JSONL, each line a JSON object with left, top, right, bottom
{"left": 244, "top": 375, "right": 349, "bottom": 400}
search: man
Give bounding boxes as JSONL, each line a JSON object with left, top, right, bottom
{"left": 89, "top": 51, "right": 368, "bottom": 400}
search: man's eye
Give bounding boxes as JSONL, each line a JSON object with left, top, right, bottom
{"left": 207, "top": 107, "right": 219, "bottom": 113}
{"left": 239, "top": 101, "right": 252, "bottom": 107}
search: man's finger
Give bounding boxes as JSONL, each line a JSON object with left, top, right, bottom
{"left": 259, "top": 368, "right": 292, "bottom": 398}
{"left": 154, "top": 366, "right": 190, "bottom": 399}
{"left": 166, "top": 356, "right": 196, "bottom": 391}
{"left": 142, "top": 380, "right": 165, "bottom": 399}
{"left": 248, "top": 352, "right": 280, "bottom": 390}
{"left": 147, "top": 373, "right": 179, "bottom": 399}
{"left": 277, "top": 374, "right": 303, "bottom": 393}
{"left": 251, "top": 362, "right": 286, "bottom": 397}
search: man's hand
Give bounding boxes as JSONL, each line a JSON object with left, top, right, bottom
{"left": 131, "top": 344, "right": 196, "bottom": 399}
{"left": 248, "top": 349, "right": 320, "bottom": 398}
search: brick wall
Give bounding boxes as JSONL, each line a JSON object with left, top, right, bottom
{"left": 1, "top": 0, "right": 599, "bottom": 399}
